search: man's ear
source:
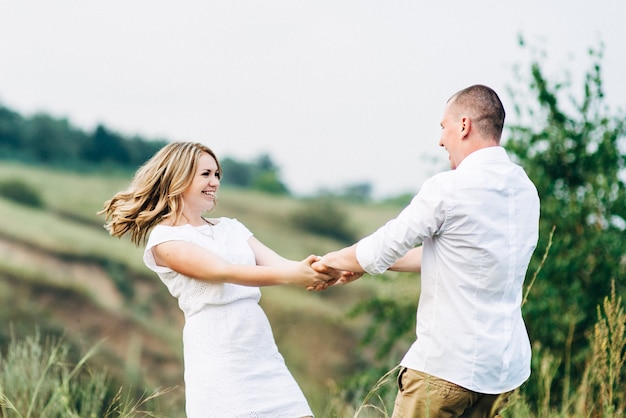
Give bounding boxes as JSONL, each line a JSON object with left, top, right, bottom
{"left": 460, "top": 116, "right": 471, "bottom": 138}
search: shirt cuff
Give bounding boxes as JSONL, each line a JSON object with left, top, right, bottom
{"left": 355, "top": 236, "right": 387, "bottom": 275}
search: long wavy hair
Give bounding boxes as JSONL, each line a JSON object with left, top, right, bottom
{"left": 100, "top": 141, "right": 221, "bottom": 246}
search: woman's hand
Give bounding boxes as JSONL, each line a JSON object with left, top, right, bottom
{"left": 295, "top": 255, "right": 337, "bottom": 291}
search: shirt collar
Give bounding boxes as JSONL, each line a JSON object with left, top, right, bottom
{"left": 456, "top": 146, "right": 509, "bottom": 170}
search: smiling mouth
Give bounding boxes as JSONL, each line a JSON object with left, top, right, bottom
{"left": 202, "top": 191, "right": 216, "bottom": 198}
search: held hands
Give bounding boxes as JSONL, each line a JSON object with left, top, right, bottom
{"left": 306, "top": 257, "right": 364, "bottom": 291}
{"left": 297, "top": 255, "right": 340, "bottom": 291}
{"left": 293, "top": 252, "right": 364, "bottom": 292}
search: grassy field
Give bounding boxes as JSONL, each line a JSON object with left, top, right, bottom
{"left": 0, "top": 161, "right": 416, "bottom": 416}
{"left": 2, "top": 162, "right": 624, "bottom": 417}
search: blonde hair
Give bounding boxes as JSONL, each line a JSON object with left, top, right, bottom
{"left": 100, "top": 141, "right": 221, "bottom": 246}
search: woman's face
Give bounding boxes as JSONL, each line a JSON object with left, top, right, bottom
{"left": 182, "top": 152, "right": 221, "bottom": 214}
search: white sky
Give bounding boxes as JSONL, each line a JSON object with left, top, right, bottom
{"left": 1, "top": 1, "right": 624, "bottom": 198}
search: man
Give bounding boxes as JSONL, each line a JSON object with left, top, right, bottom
{"left": 315, "top": 85, "right": 540, "bottom": 417}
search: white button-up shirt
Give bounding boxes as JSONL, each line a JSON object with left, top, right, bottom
{"left": 356, "top": 146, "right": 539, "bottom": 394}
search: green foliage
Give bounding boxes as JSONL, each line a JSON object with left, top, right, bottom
{"left": 0, "top": 179, "right": 44, "bottom": 208}
{"left": 252, "top": 170, "right": 289, "bottom": 195}
{"left": 4, "top": 288, "right": 624, "bottom": 417}
{"left": 329, "top": 285, "right": 626, "bottom": 417}
{"left": 380, "top": 193, "right": 413, "bottom": 208}
{"left": 0, "top": 333, "right": 169, "bottom": 418}
{"left": 85, "top": 125, "right": 131, "bottom": 165}
{"left": 348, "top": 289, "right": 416, "bottom": 359}
{"left": 0, "top": 162, "right": 382, "bottom": 415}
{"left": 0, "top": 335, "right": 108, "bottom": 417}
{"left": 101, "top": 259, "right": 135, "bottom": 301}
{"left": 339, "top": 183, "right": 373, "bottom": 203}
{"left": 317, "top": 182, "right": 375, "bottom": 203}
{"left": 24, "top": 114, "right": 89, "bottom": 165}
{"left": 290, "top": 197, "right": 359, "bottom": 244}
{"left": 1, "top": 160, "right": 624, "bottom": 416}
{"left": 585, "top": 281, "right": 626, "bottom": 416}
{"left": 0, "top": 107, "right": 24, "bottom": 154}
{"left": 221, "top": 153, "right": 290, "bottom": 195}
{"left": 327, "top": 273, "right": 418, "bottom": 412}
{"left": 505, "top": 41, "right": 626, "bottom": 405}
{"left": 335, "top": 40, "right": 626, "bottom": 414}
{"left": 0, "top": 103, "right": 167, "bottom": 172}
{"left": 219, "top": 157, "right": 254, "bottom": 187}
{"left": 325, "top": 365, "right": 399, "bottom": 418}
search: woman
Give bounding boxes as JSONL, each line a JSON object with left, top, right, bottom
{"left": 100, "top": 141, "right": 337, "bottom": 417}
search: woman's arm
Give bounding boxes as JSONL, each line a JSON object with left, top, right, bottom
{"left": 151, "top": 239, "right": 332, "bottom": 288}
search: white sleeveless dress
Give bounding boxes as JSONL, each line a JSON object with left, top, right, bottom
{"left": 143, "top": 218, "right": 313, "bottom": 418}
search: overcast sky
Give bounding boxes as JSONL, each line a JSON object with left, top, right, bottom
{"left": 1, "top": 1, "right": 624, "bottom": 198}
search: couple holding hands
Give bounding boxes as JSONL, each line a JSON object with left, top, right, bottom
{"left": 101, "top": 85, "right": 539, "bottom": 418}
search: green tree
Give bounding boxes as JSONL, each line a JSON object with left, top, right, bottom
{"left": 85, "top": 125, "right": 130, "bottom": 164}
{"left": 124, "top": 136, "right": 169, "bottom": 167}
{"left": 23, "top": 114, "right": 89, "bottom": 164}
{"left": 0, "top": 99, "right": 167, "bottom": 171}
{"left": 220, "top": 157, "right": 254, "bottom": 187}
{"left": 252, "top": 170, "right": 289, "bottom": 195}
{"left": 342, "top": 41, "right": 626, "bottom": 411}
{"left": 251, "top": 154, "right": 289, "bottom": 194}
{"left": 505, "top": 40, "right": 626, "bottom": 404}
{"left": 0, "top": 106, "right": 26, "bottom": 157}
{"left": 220, "top": 153, "right": 290, "bottom": 195}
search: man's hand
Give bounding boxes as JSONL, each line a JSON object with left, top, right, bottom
{"left": 307, "top": 259, "right": 363, "bottom": 291}
{"left": 336, "top": 270, "right": 364, "bottom": 285}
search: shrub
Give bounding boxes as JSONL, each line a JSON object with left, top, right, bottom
{"left": 326, "top": 284, "right": 626, "bottom": 417}
{"left": 0, "top": 178, "right": 44, "bottom": 208}
{"left": 290, "top": 197, "right": 358, "bottom": 244}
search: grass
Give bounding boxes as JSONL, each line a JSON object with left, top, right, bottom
{"left": 1, "top": 162, "right": 624, "bottom": 417}
{"left": 5, "top": 296, "right": 622, "bottom": 418}
{"left": 0, "top": 197, "right": 145, "bottom": 272}
{"left": 0, "top": 161, "right": 135, "bottom": 224}
{"left": 0, "top": 332, "right": 175, "bottom": 418}
{"left": 0, "top": 162, "right": 399, "bottom": 416}
{"left": 322, "top": 281, "right": 626, "bottom": 417}
{"left": 0, "top": 161, "right": 400, "bottom": 261}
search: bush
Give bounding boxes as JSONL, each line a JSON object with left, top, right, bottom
{"left": 327, "top": 283, "right": 626, "bottom": 417}
{"left": 290, "top": 197, "right": 358, "bottom": 244}
{"left": 0, "top": 178, "right": 44, "bottom": 208}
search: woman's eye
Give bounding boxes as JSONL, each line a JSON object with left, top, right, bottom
{"left": 201, "top": 171, "right": 220, "bottom": 179}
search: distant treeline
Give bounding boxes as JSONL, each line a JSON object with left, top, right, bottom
{"left": 0, "top": 102, "right": 371, "bottom": 243}
{"left": 0, "top": 105, "right": 167, "bottom": 170}
{"left": 0, "top": 103, "right": 291, "bottom": 194}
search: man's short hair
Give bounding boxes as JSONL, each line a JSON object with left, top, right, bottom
{"left": 449, "top": 85, "right": 505, "bottom": 142}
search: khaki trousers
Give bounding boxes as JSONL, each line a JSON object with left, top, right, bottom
{"left": 391, "top": 367, "right": 513, "bottom": 418}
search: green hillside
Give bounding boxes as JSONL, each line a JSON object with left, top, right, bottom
{"left": 0, "top": 161, "right": 418, "bottom": 415}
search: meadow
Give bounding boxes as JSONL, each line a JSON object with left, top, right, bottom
{"left": 0, "top": 161, "right": 415, "bottom": 416}
{"left": 0, "top": 161, "right": 624, "bottom": 417}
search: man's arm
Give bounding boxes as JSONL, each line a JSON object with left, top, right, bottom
{"left": 306, "top": 244, "right": 364, "bottom": 288}
{"left": 317, "top": 244, "right": 364, "bottom": 272}
{"left": 388, "top": 247, "right": 423, "bottom": 272}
